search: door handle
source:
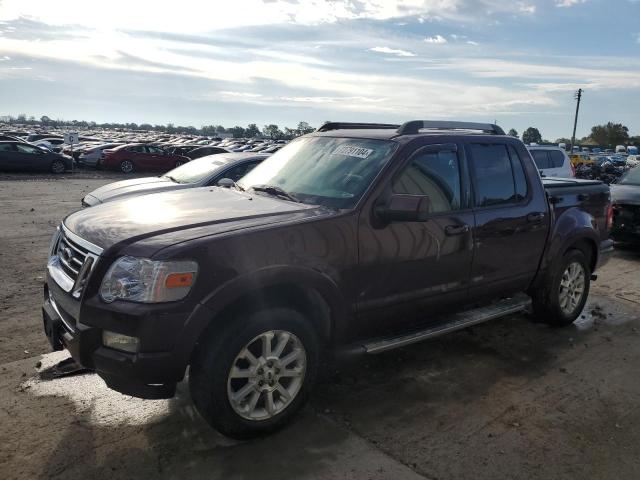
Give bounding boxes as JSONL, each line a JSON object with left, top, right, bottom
{"left": 445, "top": 224, "right": 470, "bottom": 236}
{"left": 527, "top": 212, "right": 545, "bottom": 223}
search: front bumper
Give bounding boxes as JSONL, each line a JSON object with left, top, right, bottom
{"left": 42, "top": 278, "right": 196, "bottom": 399}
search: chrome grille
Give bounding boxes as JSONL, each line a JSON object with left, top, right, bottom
{"left": 48, "top": 225, "right": 103, "bottom": 298}
{"left": 55, "top": 233, "right": 88, "bottom": 281}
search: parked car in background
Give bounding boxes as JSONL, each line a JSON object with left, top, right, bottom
{"left": 528, "top": 146, "right": 574, "bottom": 178}
{"left": 610, "top": 166, "right": 640, "bottom": 243}
{"left": 186, "top": 146, "right": 230, "bottom": 160}
{"left": 0, "top": 141, "right": 73, "bottom": 173}
{"left": 82, "top": 153, "right": 268, "bottom": 206}
{"left": 100, "top": 143, "right": 190, "bottom": 173}
{"left": 77, "top": 143, "right": 124, "bottom": 167}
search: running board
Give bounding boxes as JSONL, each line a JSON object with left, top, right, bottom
{"left": 362, "top": 294, "right": 531, "bottom": 354}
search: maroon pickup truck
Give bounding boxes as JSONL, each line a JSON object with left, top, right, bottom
{"left": 43, "top": 121, "right": 613, "bottom": 438}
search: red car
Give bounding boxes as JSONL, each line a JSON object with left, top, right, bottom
{"left": 100, "top": 144, "right": 190, "bottom": 173}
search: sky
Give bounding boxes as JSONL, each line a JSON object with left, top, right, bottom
{"left": 0, "top": 0, "right": 639, "bottom": 140}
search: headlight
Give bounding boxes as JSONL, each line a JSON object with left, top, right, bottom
{"left": 100, "top": 256, "right": 198, "bottom": 303}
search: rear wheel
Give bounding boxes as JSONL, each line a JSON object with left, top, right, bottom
{"left": 189, "top": 306, "right": 319, "bottom": 439}
{"left": 51, "top": 159, "right": 66, "bottom": 174}
{"left": 532, "top": 249, "right": 590, "bottom": 326}
{"left": 119, "top": 160, "right": 134, "bottom": 173}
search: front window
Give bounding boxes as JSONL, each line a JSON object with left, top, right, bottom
{"left": 237, "top": 137, "right": 398, "bottom": 208}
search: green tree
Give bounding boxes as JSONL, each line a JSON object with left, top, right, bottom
{"left": 245, "top": 123, "right": 260, "bottom": 138}
{"left": 229, "top": 126, "right": 245, "bottom": 138}
{"left": 263, "top": 124, "right": 283, "bottom": 139}
{"left": 296, "top": 121, "right": 314, "bottom": 136}
{"left": 522, "top": 127, "right": 542, "bottom": 145}
{"left": 215, "top": 125, "right": 226, "bottom": 134}
{"left": 589, "top": 122, "right": 629, "bottom": 147}
{"left": 507, "top": 128, "right": 518, "bottom": 138}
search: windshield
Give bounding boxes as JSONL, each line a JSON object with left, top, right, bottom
{"left": 618, "top": 166, "right": 640, "bottom": 185}
{"left": 237, "top": 136, "right": 398, "bottom": 208}
{"left": 162, "top": 155, "right": 227, "bottom": 183}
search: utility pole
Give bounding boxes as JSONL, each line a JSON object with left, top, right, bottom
{"left": 570, "top": 88, "right": 583, "bottom": 153}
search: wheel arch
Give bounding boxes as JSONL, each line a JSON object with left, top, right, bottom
{"left": 177, "top": 266, "right": 349, "bottom": 369}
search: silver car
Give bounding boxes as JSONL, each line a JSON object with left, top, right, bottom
{"left": 82, "top": 152, "right": 268, "bottom": 206}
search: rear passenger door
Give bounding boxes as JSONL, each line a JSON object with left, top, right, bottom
{"left": 467, "top": 142, "right": 549, "bottom": 301}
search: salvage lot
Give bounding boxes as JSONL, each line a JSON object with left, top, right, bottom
{"left": 1, "top": 172, "right": 640, "bottom": 480}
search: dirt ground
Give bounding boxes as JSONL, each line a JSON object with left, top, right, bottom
{"left": 1, "top": 172, "right": 639, "bottom": 480}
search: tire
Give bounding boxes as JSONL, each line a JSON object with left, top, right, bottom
{"left": 51, "top": 159, "right": 66, "bottom": 174}
{"left": 531, "top": 249, "right": 590, "bottom": 326}
{"left": 119, "top": 160, "right": 134, "bottom": 173}
{"left": 189, "top": 306, "right": 319, "bottom": 439}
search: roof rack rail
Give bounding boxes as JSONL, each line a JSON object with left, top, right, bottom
{"left": 396, "top": 121, "right": 505, "bottom": 136}
{"left": 316, "top": 122, "right": 400, "bottom": 132}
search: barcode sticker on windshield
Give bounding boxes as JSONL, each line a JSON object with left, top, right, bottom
{"left": 332, "top": 145, "right": 374, "bottom": 159}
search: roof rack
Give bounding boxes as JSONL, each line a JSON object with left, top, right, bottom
{"left": 396, "top": 121, "right": 505, "bottom": 136}
{"left": 316, "top": 122, "right": 400, "bottom": 132}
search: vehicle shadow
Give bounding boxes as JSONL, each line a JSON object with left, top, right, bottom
{"left": 35, "top": 296, "right": 636, "bottom": 480}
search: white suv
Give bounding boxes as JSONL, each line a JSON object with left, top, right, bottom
{"left": 527, "top": 146, "right": 574, "bottom": 178}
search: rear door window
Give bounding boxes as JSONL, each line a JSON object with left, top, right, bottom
{"left": 0, "top": 143, "right": 16, "bottom": 152}
{"left": 530, "top": 150, "right": 551, "bottom": 169}
{"left": 549, "top": 150, "right": 565, "bottom": 168}
{"left": 469, "top": 143, "right": 524, "bottom": 207}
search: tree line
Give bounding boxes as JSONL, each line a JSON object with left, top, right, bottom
{"left": 0, "top": 114, "right": 316, "bottom": 140}
{"left": 507, "top": 122, "right": 639, "bottom": 148}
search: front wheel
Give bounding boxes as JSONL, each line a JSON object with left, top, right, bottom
{"left": 189, "top": 306, "right": 319, "bottom": 439}
{"left": 119, "top": 160, "right": 134, "bottom": 173}
{"left": 532, "top": 249, "right": 590, "bottom": 326}
{"left": 51, "top": 159, "right": 66, "bottom": 174}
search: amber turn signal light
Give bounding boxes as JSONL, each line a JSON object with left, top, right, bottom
{"left": 165, "top": 272, "right": 194, "bottom": 288}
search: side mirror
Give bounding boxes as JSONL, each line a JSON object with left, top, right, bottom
{"left": 376, "top": 194, "right": 431, "bottom": 222}
{"left": 217, "top": 178, "right": 235, "bottom": 188}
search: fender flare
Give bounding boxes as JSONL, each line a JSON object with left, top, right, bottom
{"left": 173, "top": 266, "right": 350, "bottom": 370}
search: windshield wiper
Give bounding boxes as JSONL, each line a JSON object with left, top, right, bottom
{"left": 250, "top": 184, "right": 300, "bottom": 203}
{"left": 163, "top": 175, "right": 179, "bottom": 183}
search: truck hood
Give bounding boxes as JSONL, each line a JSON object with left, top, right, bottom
{"left": 611, "top": 184, "right": 640, "bottom": 205}
{"left": 85, "top": 176, "right": 188, "bottom": 204}
{"left": 64, "top": 186, "right": 327, "bottom": 253}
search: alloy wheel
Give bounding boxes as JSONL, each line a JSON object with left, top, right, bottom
{"left": 558, "top": 261, "right": 586, "bottom": 315}
{"left": 227, "top": 330, "right": 306, "bottom": 421}
{"left": 51, "top": 160, "right": 65, "bottom": 174}
{"left": 120, "top": 160, "right": 134, "bottom": 173}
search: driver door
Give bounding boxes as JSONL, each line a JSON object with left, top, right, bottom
{"left": 355, "top": 143, "right": 475, "bottom": 337}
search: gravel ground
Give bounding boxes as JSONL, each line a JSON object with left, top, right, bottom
{"left": 1, "top": 172, "right": 639, "bottom": 480}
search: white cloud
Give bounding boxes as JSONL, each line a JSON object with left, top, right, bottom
{"left": 369, "top": 46, "right": 417, "bottom": 57}
{"left": 425, "top": 35, "right": 448, "bottom": 44}
{"left": 0, "top": 0, "right": 549, "bottom": 33}
{"left": 467, "top": 41, "right": 479, "bottom": 46}
{"left": 555, "top": 0, "right": 587, "bottom": 7}
{"left": 518, "top": 2, "right": 536, "bottom": 14}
